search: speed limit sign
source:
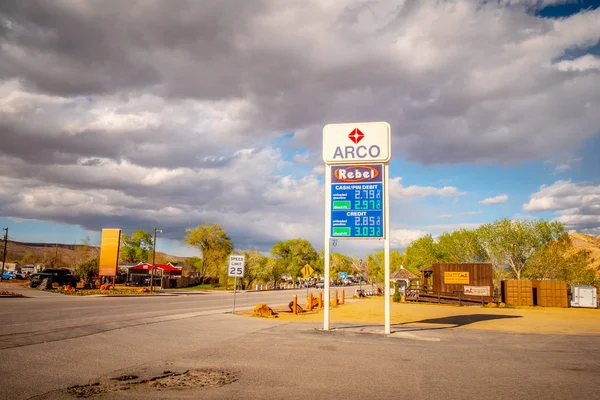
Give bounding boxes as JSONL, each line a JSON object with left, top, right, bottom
{"left": 228, "top": 255, "right": 245, "bottom": 277}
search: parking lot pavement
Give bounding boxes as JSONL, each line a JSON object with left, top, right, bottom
{"left": 22, "top": 317, "right": 600, "bottom": 400}
{"left": 3, "top": 292, "right": 599, "bottom": 399}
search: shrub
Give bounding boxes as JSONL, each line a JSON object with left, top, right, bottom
{"left": 392, "top": 283, "right": 401, "bottom": 303}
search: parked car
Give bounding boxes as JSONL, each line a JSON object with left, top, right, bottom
{"left": 30, "top": 268, "right": 79, "bottom": 288}
{"left": 2, "top": 272, "right": 16, "bottom": 280}
{"left": 315, "top": 280, "right": 325, "bottom": 289}
{"left": 143, "top": 276, "right": 162, "bottom": 286}
{"left": 125, "top": 280, "right": 146, "bottom": 287}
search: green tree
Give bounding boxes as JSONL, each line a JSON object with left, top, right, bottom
{"left": 314, "top": 250, "right": 325, "bottom": 276}
{"left": 478, "top": 219, "right": 564, "bottom": 280}
{"left": 330, "top": 252, "right": 353, "bottom": 278}
{"left": 185, "top": 223, "right": 233, "bottom": 283}
{"left": 182, "top": 256, "right": 203, "bottom": 278}
{"left": 262, "top": 257, "right": 287, "bottom": 289}
{"left": 271, "top": 238, "right": 318, "bottom": 282}
{"left": 76, "top": 257, "right": 99, "bottom": 288}
{"left": 20, "top": 252, "right": 40, "bottom": 265}
{"left": 404, "top": 234, "right": 442, "bottom": 275}
{"left": 525, "top": 233, "right": 595, "bottom": 285}
{"left": 365, "top": 250, "right": 404, "bottom": 283}
{"left": 119, "top": 230, "right": 153, "bottom": 263}
{"left": 240, "top": 250, "right": 269, "bottom": 290}
{"left": 436, "top": 229, "right": 488, "bottom": 263}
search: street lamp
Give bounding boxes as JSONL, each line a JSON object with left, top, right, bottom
{"left": 150, "top": 228, "right": 162, "bottom": 292}
{"left": 0, "top": 228, "right": 7, "bottom": 282}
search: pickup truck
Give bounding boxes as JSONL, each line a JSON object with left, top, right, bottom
{"left": 30, "top": 268, "right": 79, "bottom": 288}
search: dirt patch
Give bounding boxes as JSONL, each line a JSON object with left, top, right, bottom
{"left": 0, "top": 290, "right": 23, "bottom": 297}
{"left": 111, "top": 375, "right": 139, "bottom": 382}
{"left": 145, "top": 368, "right": 237, "bottom": 389}
{"left": 66, "top": 368, "right": 237, "bottom": 397}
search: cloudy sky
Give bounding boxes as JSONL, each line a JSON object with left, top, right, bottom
{"left": 1, "top": 0, "right": 599, "bottom": 257}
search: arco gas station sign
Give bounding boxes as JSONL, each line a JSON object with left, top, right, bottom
{"left": 322, "top": 122, "right": 392, "bottom": 334}
{"left": 323, "top": 122, "right": 391, "bottom": 164}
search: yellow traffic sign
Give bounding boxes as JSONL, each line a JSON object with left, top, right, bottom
{"left": 301, "top": 264, "right": 314, "bottom": 278}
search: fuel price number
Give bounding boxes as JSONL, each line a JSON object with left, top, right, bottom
{"left": 353, "top": 215, "right": 382, "bottom": 237}
{"left": 330, "top": 164, "right": 385, "bottom": 239}
{"left": 353, "top": 187, "right": 381, "bottom": 210}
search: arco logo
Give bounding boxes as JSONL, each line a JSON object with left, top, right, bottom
{"left": 334, "top": 166, "right": 379, "bottom": 182}
{"left": 348, "top": 128, "right": 364, "bottom": 144}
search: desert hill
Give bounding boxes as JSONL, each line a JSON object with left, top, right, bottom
{"left": 1, "top": 240, "right": 187, "bottom": 267}
{"left": 569, "top": 233, "right": 600, "bottom": 278}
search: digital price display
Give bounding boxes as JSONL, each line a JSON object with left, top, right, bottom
{"left": 331, "top": 164, "right": 384, "bottom": 239}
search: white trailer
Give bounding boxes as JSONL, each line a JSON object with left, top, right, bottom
{"left": 570, "top": 285, "right": 598, "bottom": 308}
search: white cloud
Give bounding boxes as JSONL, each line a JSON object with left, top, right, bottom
{"left": 418, "top": 223, "right": 483, "bottom": 232}
{"left": 0, "top": 147, "right": 325, "bottom": 249}
{"left": 523, "top": 180, "right": 600, "bottom": 234}
{"left": 390, "top": 177, "right": 466, "bottom": 199}
{"left": 480, "top": 195, "right": 509, "bottom": 205}
{"left": 461, "top": 210, "right": 483, "bottom": 216}
{"left": 545, "top": 152, "right": 583, "bottom": 173}
{"left": 1, "top": 1, "right": 600, "bottom": 252}
{"left": 390, "top": 229, "right": 430, "bottom": 248}
{"left": 523, "top": 180, "right": 600, "bottom": 211}
{"left": 311, "top": 165, "right": 325, "bottom": 176}
{"left": 554, "top": 54, "right": 600, "bottom": 72}
{"left": 439, "top": 211, "right": 482, "bottom": 219}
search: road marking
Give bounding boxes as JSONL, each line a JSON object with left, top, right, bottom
{"left": 389, "top": 332, "right": 441, "bottom": 342}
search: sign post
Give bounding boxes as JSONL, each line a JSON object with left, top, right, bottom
{"left": 228, "top": 255, "right": 245, "bottom": 314}
{"left": 301, "top": 264, "right": 314, "bottom": 297}
{"left": 323, "top": 122, "right": 391, "bottom": 334}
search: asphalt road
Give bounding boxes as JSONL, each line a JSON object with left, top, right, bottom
{"left": 0, "top": 286, "right": 355, "bottom": 350}
{"left": 1, "top": 288, "right": 599, "bottom": 400}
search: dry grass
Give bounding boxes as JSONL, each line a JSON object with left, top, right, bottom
{"left": 261, "top": 297, "right": 600, "bottom": 335}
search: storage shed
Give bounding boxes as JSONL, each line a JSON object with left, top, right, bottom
{"left": 501, "top": 280, "right": 568, "bottom": 308}
{"left": 421, "top": 263, "right": 493, "bottom": 296}
{"left": 570, "top": 285, "right": 598, "bottom": 308}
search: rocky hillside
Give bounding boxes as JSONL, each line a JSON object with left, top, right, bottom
{"left": 569, "top": 233, "right": 600, "bottom": 278}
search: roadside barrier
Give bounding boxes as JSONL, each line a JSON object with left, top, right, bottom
{"left": 293, "top": 295, "right": 298, "bottom": 315}
{"left": 302, "top": 289, "right": 346, "bottom": 314}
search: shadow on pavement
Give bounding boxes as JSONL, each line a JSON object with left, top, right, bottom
{"left": 331, "top": 314, "right": 523, "bottom": 334}
{"left": 391, "top": 314, "right": 522, "bottom": 333}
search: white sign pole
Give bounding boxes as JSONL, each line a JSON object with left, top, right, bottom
{"left": 233, "top": 276, "right": 237, "bottom": 314}
{"left": 324, "top": 166, "right": 332, "bottom": 331}
{"left": 384, "top": 163, "right": 391, "bottom": 335}
{"left": 228, "top": 255, "right": 245, "bottom": 315}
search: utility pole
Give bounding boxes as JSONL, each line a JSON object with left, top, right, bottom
{"left": 1, "top": 228, "right": 7, "bottom": 282}
{"left": 150, "top": 228, "right": 162, "bottom": 292}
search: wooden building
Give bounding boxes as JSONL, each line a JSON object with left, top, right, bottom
{"left": 421, "top": 263, "right": 494, "bottom": 296}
